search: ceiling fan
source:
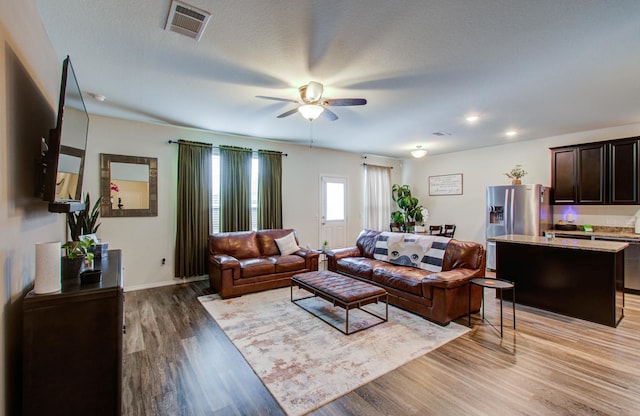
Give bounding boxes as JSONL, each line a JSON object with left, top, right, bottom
{"left": 256, "top": 81, "right": 367, "bottom": 121}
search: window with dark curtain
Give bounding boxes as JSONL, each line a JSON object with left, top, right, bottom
{"left": 219, "top": 145, "right": 252, "bottom": 232}
{"left": 175, "top": 140, "right": 212, "bottom": 277}
{"left": 257, "top": 149, "right": 283, "bottom": 229}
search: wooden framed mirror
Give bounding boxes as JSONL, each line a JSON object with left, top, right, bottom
{"left": 100, "top": 153, "right": 158, "bottom": 217}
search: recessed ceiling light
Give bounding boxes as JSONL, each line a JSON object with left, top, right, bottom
{"left": 466, "top": 115, "right": 479, "bottom": 122}
{"left": 505, "top": 130, "right": 518, "bottom": 137}
{"left": 89, "top": 92, "right": 106, "bottom": 102}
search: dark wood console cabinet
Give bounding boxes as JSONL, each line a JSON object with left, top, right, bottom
{"left": 551, "top": 136, "right": 640, "bottom": 205}
{"left": 22, "top": 250, "right": 123, "bottom": 416}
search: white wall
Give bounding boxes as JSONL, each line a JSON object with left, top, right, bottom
{"left": 1, "top": 1, "right": 64, "bottom": 415}
{"left": 84, "top": 115, "right": 403, "bottom": 290}
{"left": 404, "top": 123, "right": 640, "bottom": 245}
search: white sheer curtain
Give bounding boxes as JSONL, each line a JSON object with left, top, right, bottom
{"left": 363, "top": 164, "right": 392, "bottom": 231}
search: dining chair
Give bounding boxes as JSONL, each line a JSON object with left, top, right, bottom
{"left": 429, "top": 225, "right": 442, "bottom": 235}
{"left": 442, "top": 224, "right": 456, "bottom": 237}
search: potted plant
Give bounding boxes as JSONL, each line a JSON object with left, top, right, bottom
{"left": 505, "top": 165, "right": 527, "bottom": 185}
{"left": 391, "top": 184, "right": 424, "bottom": 232}
{"left": 67, "top": 193, "right": 102, "bottom": 241}
{"left": 390, "top": 210, "right": 405, "bottom": 231}
{"left": 61, "top": 236, "right": 97, "bottom": 280}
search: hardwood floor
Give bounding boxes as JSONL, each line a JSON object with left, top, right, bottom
{"left": 123, "top": 281, "right": 640, "bottom": 415}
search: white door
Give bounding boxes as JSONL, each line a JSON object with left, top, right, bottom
{"left": 320, "top": 176, "right": 347, "bottom": 249}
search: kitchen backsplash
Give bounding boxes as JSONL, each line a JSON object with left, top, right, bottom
{"left": 552, "top": 205, "right": 640, "bottom": 227}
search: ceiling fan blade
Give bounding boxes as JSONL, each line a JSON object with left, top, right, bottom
{"left": 256, "top": 95, "right": 299, "bottom": 104}
{"left": 323, "top": 98, "right": 367, "bottom": 106}
{"left": 322, "top": 108, "right": 339, "bottom": 121}
{"left": 276, "top": 108, "right": 300, "bottom": 118}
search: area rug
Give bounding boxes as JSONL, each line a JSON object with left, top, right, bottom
{"left": 198, "top": 287, "right": 469, "bottom": 415}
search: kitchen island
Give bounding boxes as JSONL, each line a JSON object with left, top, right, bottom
{"left": 549, "top": 228, "right": 640, "bottom": 294}
{"left": 488, "top": 234, "right": 628, "bottom": 327}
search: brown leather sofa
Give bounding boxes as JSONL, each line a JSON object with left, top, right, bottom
{"left": 327, "top": 229, "right": 486, "bottom": 325}
{"left": 208, "top": 229, "right": 319, "bottom": 298}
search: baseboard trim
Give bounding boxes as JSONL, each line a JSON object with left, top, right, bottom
{"left": 125, "top": 275, "right": 208, "bottom": 292}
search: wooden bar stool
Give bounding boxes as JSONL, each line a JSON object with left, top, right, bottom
{"left": 467, "top": 277, "right": 516, "bottom": 337}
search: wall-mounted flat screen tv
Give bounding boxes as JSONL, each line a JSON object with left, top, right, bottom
{"left": 42, "top": 55, "right": 89, "bottom": 213}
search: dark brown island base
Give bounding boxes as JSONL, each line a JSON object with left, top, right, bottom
{"left": 489, "top": 235, "right": 628, "bottom": 327}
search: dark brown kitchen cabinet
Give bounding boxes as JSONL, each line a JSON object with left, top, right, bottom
{"left": 22, "top": 250, "right": 123, "bottom": 416}
{"left": 551, "top": 136, "right": 640, "bottom": 205}
{"left": 577, "top": 143, "right": 606, "bottom": 204}
{"left": 551, "top": 143, "right": 605, "bottom": 204}
{"left": 610, "top": 138, "right": 639, "bottom": 204}
{"left": 551, "top": 147, "right": 578, "bottom": 203}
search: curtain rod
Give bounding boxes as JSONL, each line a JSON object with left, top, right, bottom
{"left": 168, "top": 140, "right": 288, "bottom": 156}
{"left": 362, "top": 162, "right": 393, "bottom": 169}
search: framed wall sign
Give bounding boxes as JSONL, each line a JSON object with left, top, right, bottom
{"left": 429, "top": 173, "right": 463, "bottom": 196}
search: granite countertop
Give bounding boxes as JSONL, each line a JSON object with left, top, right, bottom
{"left": 548, "top": 226, "right": 640, "bottom": 241}
{"left": 488, "top": 234, "right": 628, "bottom": 253}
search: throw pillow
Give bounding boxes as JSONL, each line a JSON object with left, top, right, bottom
{"left": 275, "top": 232, "right": 300, "bottom": 255}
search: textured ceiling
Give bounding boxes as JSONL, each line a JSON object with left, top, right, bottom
{"left": 35, "top": 0, "right": 640, "bottom": 158}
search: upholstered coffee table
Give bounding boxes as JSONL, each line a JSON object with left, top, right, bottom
{"left": 290, "top": 270, "right": 388, "bottom": 335}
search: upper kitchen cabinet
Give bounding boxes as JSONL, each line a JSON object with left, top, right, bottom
{"left": 551, "top": 147, "right": 578, "bottom": 204}
{"left": 551, "top": 136, "right": 640, "bottom": 205}
{"left": 610, "top": 138, "right": 639, "bottom": 204}
{"left": 577, "top": 143, "right": 606, "bottom": 204}
{"left": 551, "top": 143, "right": 605, "bottom": 204}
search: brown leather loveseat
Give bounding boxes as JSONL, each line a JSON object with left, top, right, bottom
{"left": 327, "top": 229, "right": 486, "bottom": 325}
{"left": 208, "top": 229, "right": 319, "bottom": 298}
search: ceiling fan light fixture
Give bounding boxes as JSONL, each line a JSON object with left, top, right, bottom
{"left": 411, "top": 145, "right": 428, "bottom": 158}
{"left": 300, "top": 81, "right": 324, "bottom": 103}
{"left": 298, "top": 104, "right": 324, "bottom": 121}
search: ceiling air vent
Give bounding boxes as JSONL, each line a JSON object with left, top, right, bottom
{"left": 165, "top": 0, "right": 211, "bottom": 41}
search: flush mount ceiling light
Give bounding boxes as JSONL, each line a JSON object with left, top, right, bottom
{"left": 466, "top": 115, "right": 479, "bottom": 122}
{"left": 505, "top": 130, "right": 518, "bottom": 137}
{"left": 298, "top": 104, "right": 324, "bottom": 121}
{"left": 411, "top": 145, "right": 428, "bottom": 158}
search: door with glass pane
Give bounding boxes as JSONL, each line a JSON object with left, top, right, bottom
{"left": 320, "top": 176, "right": 347, "bottom": 249}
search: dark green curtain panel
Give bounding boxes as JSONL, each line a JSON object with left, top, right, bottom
{"left": 257, "top": 149, "right": 283, "bottom": 229}
{"left": 174, "top": 140, "right": 212, "bottom": 278}
{"left": 220, "top": 145, "right": 252, "bottom": 232}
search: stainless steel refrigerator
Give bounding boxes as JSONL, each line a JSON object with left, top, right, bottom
{"left": 486, "top": 184, "right": 552, "bottom": 270}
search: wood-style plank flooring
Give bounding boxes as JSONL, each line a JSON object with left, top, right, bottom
{"left": 123, "top": 280, "right": 640, "bottom": 415}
